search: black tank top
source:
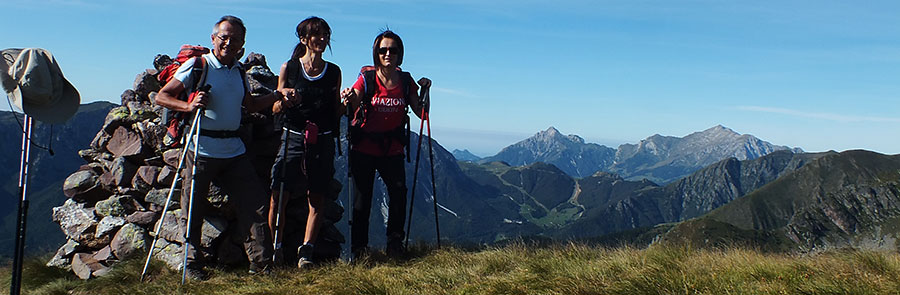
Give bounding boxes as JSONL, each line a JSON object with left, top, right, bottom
{"left": 275, "top": 59, "right": 341, "bottom": 132}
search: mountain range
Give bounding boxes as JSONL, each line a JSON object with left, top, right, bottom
{"left": 482, "top": 125, "right": 803, "bottom": 184}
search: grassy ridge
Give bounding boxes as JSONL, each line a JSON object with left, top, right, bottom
{"left": 3, "top": 243, "right": 899, "bottom": 294}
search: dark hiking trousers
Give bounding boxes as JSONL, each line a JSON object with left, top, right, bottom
{"left": 349, "top": 150, "right": 407, "bottom": 252}
{"left": 181, "top": 153, "right": 273, "bottom": 265}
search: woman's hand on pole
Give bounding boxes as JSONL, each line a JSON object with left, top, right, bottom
{"left": 341, "top": 87, "right": 357, "bottom": 109}
{"left": 417, "top": 77, "right": 431, "bottom": 113}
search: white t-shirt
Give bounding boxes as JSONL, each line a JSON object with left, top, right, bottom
{"left": 174, "top": 53, "right": 249, "bottom": 159}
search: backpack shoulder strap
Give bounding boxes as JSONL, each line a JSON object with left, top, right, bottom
{"left": 399, "top": 71, "right": 414, "bottom": 106}
{"left": 362, "top": 69, "right": 377, "bottom": 109}
{"left": 188, "top": 56, "right": 209, "bottom": 93}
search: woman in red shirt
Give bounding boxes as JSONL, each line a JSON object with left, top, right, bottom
{"left": 341, "top": 30, "right": 430, "bottom": 258}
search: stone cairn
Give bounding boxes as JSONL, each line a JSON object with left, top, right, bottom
{"left": 47, "top": 52, "right": 346, "bottom": 279}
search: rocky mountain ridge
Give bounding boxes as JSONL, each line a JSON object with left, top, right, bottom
{"left": 660, "top": 150, "right": 900, "bottom": 252}
{"left": 480, "top": 125, "right": 802, "bottom": 184}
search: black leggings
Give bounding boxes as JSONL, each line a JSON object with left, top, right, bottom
{"left": 350, "top": 150, "right": 407, "bottom": 251}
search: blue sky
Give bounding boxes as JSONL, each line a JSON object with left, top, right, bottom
{"left": 3, "top": 0, "right": 899, "bottom": 156}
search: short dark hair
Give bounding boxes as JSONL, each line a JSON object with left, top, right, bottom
{"left": 372, "top": 30, "right": 403, "bottom": 68}
{"left": 291, "top": 16, "right": 332, "bottom": 60}
{"left": 214, "top": 15, "right": 246, "bottom": 36}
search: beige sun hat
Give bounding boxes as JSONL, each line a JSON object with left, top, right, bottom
{"left": 1, "top": 48, "right": 80, "bottom": 123}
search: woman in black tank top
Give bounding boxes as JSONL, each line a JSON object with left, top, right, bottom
{"left": 268, "top": 16, "right": 342, "bottom": 269}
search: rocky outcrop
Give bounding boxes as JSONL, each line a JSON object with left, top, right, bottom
{"left": 47, "top": 51, "right": 346, "bottom": 278}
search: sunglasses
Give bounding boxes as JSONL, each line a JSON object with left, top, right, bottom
{"left": 377, "top": 47, "right": 400, "bottom": 55}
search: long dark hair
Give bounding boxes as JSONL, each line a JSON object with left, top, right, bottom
{"left": 291, "top": 16, "right": 332, "bottom": 60}
{"left": 372, "top": 30, "right": 404, "bottom": 68}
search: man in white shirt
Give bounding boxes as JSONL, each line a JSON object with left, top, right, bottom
{"left": 156, "top": 15, "right": 298, "bottom": 280}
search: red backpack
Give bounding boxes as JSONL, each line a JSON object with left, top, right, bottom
{"left": 157, "top": 45, "right": 210, "bottom": 148}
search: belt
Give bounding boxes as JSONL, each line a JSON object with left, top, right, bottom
{"left": 200, "top": 129, "right": 240, "bottom": 138}
{"left": 283, "top": 127, "right": 333, "bottom": 137}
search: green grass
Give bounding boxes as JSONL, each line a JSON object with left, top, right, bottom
{"left": 3, "top": 243, "right": 900, "bottom": 295}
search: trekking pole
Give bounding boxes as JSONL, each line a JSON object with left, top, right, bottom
{"left": 345, "top": 103, "right": 354, "bottom": 260}
{"left": 423, "top": 88, "right": 440, "bottom": 248}
{"left": 404, "top": 95, "right": 428, "bottom": 248}
{"left": 9, "top": 114, "right": 32, "bottom": 295}
{"left": 140, "top": 108, "right": 203, "bottom": 282}
{"left": 272, "top": 118, "right": 291, "bottom": 263}
{"left": 181, "top": 108, "right": 204, "bottom": 285}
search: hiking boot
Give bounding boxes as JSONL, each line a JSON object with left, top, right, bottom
{"left": 184, "top": 264, "right": 209, "bottom": 282}
{"left": 297, "top": 244, "right": 314, "bottom": 269}
{"left": 297, "top": 257, "right": 314, "bottom": 269}
{"left": 248, "top": 262, "right": 272, "bottom": 275}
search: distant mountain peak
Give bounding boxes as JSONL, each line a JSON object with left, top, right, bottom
{"left": 532, "top": 126, "right": 584, "bottom": 144}
{"left": 452, "top": 149, "right": 482, "bottom": 162}
{"left": 699, "top": 125, "right": 739, "bottom": 136}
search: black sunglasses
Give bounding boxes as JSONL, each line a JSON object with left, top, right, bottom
{"left": 377, "top": 47, "right": 399, "bottom": 55}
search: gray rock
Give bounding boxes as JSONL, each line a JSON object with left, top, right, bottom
{"left": 134, "top": 120, "right": 166, "bottom": 154}
{"left": 111, "top": 223, "right": 148, "bottom": 260}
{"left": 72, "top": 253, "right": 105, "bottom": 280}
{"left": 200, "top": 216, "right": 228, "bottom": 248}
{"left": 156, "top": 166, "right": 176, "bottom": 188}
{"left": 145, "top": 188, "right": 179, "bottom": 210}
{"left": 125, "top": 211, "right": 158, "bottom": 226}
{"left": 78, "top": 162, "right": 105, "bottom": 175}
{"left": 120, "top": 89, "right": 137, "bottom": 105}
{"left": 63, "top": 170, "right": 108, "bottom": 202}
{"left": 78, "top": 149, "right": 104, "bottom": 163}
{"left": 242, "top": 52, "right": 268, "bottom": 70}
{"left": 129, "top": 103, "right": 158, "bottom": 123}
{"left": 92, "top": 246, "right": 115, "bottom": 262}
{"left": 133, "top": 165, "right": 161, "bottom": 190}
{"left": 46, "top": 239, "right": 82, "bottom": 270}
{"left": 155, "top": 210, "right": 184, "bottom": 243}
{"left": 52, "top": 199, "right": 98, "bottom": 241}
{"left": 95, "top": 195, "right": 135, "bottom": 218}
{"left": 134, "top": 69, "right": 161, "bottom": 102}
{"left": 105, "top": 157, "right": 138, "bottom": 188}
{"left": 107, "top": 126, "right": 144, "bottom": 159}
{"left": 103, "top": 106, "right": 131, "bottom": 134}
{"left": 151, "top": 238, "right": 184, "bottom": 270}
{"left": 95, "top": 216, "right": 126, "bottom": 238}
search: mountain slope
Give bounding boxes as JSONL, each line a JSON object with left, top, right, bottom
{"left": 555, "top": 150, "right": 824, "bottom": 238}
{"left": 667, "top": 150, "right": 900, "bottom": 251}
